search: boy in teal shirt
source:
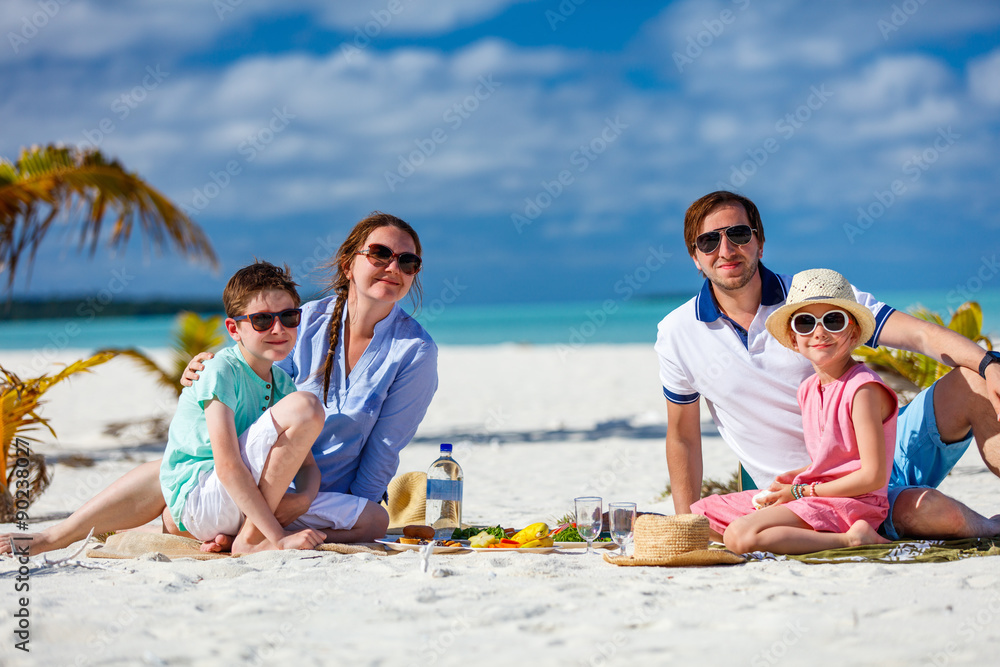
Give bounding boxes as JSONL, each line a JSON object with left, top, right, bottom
{"left": 160, "top": 261, "right": 325, "bottom": 553}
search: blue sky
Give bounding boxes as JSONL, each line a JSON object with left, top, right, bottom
{"left": 3, "top": 0, "right": 999, "bottom": 308}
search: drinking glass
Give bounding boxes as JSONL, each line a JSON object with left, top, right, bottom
{"left": 574, "top": 496, "right": 603, "bottom": 554}
{"left": 608, "top": 502, "right": 637, "bottom": 556}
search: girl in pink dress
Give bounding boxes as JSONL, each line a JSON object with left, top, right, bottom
{"left": 691, "top": 268, "right": 898, "bottom": 555}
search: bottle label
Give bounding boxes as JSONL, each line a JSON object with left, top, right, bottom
{"left": 426, "top": 479, "right": 463, "bottom": 501}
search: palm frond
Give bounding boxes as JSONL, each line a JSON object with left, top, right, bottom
{"left": 1, "top": 144, "right": 218, "bottom": 290}
{"left": 1, "top": 351, "right": 117, "bottom": 516}
{"left": 855, "top": 300, "right": 995, "bottom": 390}
{"left": 101, "top": 311, "right": 226, "bottom": 396}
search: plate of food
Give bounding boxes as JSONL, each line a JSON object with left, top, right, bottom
{"left": 375, "top": 538, "right": 470, "bottom": 554}
{"left": 468, "top": 545, "right": 557, "bottom": 554}
{"left": 550, "top": 524, "right": 615, "bottom": 549}
{"left": 553, "top": 541, "right": 617, "bottom": 550}
{"left": 376, "top": 525, "right": 470, "bottom": 553}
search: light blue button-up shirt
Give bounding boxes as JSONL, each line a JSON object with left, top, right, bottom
{"left": 276, "top": 297, "right": 438, "bottom": 503}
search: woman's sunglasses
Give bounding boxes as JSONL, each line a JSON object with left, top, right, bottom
{"left": 233, "top": 308, "right": 302, "bottom": 332}
{"left": 791, "top": 309, "right": 851, "bottom": 336}
{"left": 356, "top": 243, "right": 422, "bottom": 275}
{"left": 695, "top": 224, "right": 755, "bottom": 254}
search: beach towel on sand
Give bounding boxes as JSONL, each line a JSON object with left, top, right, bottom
{"left": 746, "top": 537, "right": 1000, "bottom": 564}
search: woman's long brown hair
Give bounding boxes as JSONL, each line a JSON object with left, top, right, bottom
{"left": 318, "top": 212, "right": 423, "bottom": 404}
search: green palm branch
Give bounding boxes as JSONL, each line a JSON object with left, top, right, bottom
{"left": 1, "top": 351, "right": 118, "bottom": 521}
{"left": 0, "top": 144, "right": 218, "bottom": 290}
{"left": 100, "top": 311, "right": 227, "bottom": 396}
{"left": 855, "top": 301, "right": 994, "bottom": 390}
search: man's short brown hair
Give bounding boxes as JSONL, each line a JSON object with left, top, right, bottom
{"left": 683, "top": 191, "right": 765, "bottom": 256}
{"left": 222, "top": 260, "right": 301, "bottom": 318}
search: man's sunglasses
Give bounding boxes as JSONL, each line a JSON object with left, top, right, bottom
{"left": 791, "top": 309, "right": 851, "bottom": 336}
{"left": 356, "top": 243, "right": 422, "bottom": 275}
{"left": 233, "top": 308, "right": 302, "bottom": 332}
{"left": 695, "top": 224, "right": 756, "bottom": 254}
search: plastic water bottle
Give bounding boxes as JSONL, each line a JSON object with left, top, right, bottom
{"left": 425, "top": 443, "right": 463, "bottom": 539}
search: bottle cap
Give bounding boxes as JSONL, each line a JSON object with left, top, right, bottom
{"left": 440, "top": 443, "right": 453, "bottom": 453}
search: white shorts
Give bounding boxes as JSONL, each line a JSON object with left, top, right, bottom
{"left": 180, "top": 408, "right": 368, "bottom": 540}
{"left": 180, "top": 408, "right": 278, "bottom": 541}
{"left": 286, "top": 492, "right": 367, "bottom": 533}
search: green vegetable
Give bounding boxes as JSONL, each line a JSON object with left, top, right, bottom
{"left": 451, "top": 525, "right": 505, "bottom": 540}
{"left": 551, "top": 526, "right": 611, "bottom": 542}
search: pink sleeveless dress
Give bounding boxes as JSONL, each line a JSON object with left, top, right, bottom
{"left": 692, "top": 363, "right": 897, "bottom": 535}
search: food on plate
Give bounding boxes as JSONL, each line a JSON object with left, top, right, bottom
{"left": 451, "top": 525, "right": 505, "bottom": 541}
{"left": 402, "top": 524, "right": 436, "bottom": 540}
{"left": 509, "top": 522, "right": 549, "bottom": 544}
{"left": 549, "top": 524, "right": 611, "bottom": 543}
{"left": 469, "top": 531, "right": 499, "bottom": 548}
{"left": 468, "top": 522, "right": 554, "bottom": 549}
{"left": 396, "top": 537, "right": 461, "bottom": 547}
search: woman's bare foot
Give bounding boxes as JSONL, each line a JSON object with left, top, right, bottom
{"left": 200, "top": 534, "right": 234, "bottom": 553}
{"left": 1, "top": 532, "right": 53, "bottom": 557}
{"left": 845, "top": 520, "right": 890, "bottom": 547}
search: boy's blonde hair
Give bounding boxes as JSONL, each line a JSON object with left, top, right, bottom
{"left": 223, "top": 260, "right": 301, "bottom": 318}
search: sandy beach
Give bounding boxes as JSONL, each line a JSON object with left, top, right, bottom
{"left": 2, "top": 343, "right": 999, "bottom": 666}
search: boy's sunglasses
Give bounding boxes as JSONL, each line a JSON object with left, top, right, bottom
{"left": 695, "top": 224, "right": 755, "bottom": 254}
{"left": 233, "top": 308, "right": 302, "bottom": 332}
{"left": 791, "top": 309, "right": 851, "bottom": 336}
{"left": 356, "top": 243, "right": 422, "bottom": 275}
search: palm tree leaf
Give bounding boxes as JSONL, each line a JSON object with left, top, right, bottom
{"left": 948, "top": 302, "right": 983, "bottom": 340}
{"left": 96, "top": 347, "right": 179, "bottom": 395}
{"left": 1, "top": 144, "right": 218, "bottom": 290}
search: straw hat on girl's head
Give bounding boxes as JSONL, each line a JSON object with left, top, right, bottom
{"left": 765, "top": 268, "right": 876, "bottom": 351}
{"left": 603, "top": 514, "right": 744, "bottom": 567}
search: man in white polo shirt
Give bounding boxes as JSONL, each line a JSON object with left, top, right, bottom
{"left": 656, "top": 190, "right": 1000, "bottom": 539}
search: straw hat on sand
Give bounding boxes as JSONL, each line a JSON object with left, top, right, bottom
{"left": 765, "top": 268, "right": 876, "bottom": 351}
{"left": 603, "top": 514, "right": 745, "bottom": 567}
{"left": 382, "top": 471, "right": 427, "bottom": 530}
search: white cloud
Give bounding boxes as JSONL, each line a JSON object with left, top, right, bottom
{"left": 313, "top": 0, "right": 526, "bottom": 35}
{"left": 968, "top": 48, "right": 1000, "bottom": 106}
{"left": 835, "top": 55, "right": 953, "bottom": 111}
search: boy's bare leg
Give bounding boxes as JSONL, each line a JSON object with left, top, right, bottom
{"left": 1, "top": 459, "right": 165, "bottom": 557}
{"left": 232, "top": 393, "right": 324, "bottom": 554}
{"left": 320, "top": 501, "right": 389, "bottom": 544}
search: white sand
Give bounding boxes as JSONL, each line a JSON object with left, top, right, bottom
{"left": 2, "top": 344, "right": 999, "bottom": 666}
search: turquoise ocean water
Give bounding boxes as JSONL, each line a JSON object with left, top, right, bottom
{"left": 0, "top": 289, "right": 998, "bottom": 352}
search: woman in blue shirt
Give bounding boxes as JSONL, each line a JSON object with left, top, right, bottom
{"left": 4, "top": 212, "right": 437, "bottom": 555}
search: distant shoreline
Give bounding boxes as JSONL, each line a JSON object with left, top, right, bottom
{"left": 1, "top": 297, "right": 225, "bottom": 321}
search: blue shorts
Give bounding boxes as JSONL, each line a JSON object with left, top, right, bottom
{"left": 880, "top": 381, "right": 973, "bottom": 540}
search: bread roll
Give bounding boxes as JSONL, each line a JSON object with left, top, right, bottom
{"left": 402, "top": 525, "right": 435, "bottom": 540}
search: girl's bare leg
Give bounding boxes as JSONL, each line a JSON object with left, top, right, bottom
{"left": 1, "top": 459, "right": 165, "bottom": 556}
{"left": 724, "top": 506, "right": 889, "bottom": 555}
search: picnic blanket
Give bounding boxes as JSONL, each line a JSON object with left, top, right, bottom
{"left": 746, "top": 537, "right": 1000, "bottom": 564}
{"left": 86, "top": 532, "right": 387, "bottom": 561}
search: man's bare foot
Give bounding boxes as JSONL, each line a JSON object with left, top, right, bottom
{"left": 1, "top": 532, "right": 52, "bottom": 557}
{"left": 200, "top": 534, "right": 234, "bottom": 553}
{"left": 845, "top": 520, "right": 890, "bottom": 547}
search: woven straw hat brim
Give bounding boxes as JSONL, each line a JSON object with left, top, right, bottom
{"left": 766, "top": 298, "right": 876, "bottom": 351}
{"left": 603, "top": 548, "right": 745, "bottom": 567}
{"left": 382, "top": 471, "right": 427, "bottom": 529}
{"left": 764, "top": 268, "right": 876, "bottom": 351}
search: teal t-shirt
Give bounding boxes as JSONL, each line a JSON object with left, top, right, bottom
{"left": 160, "top": 344, "right": 298, "bottom": 530}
